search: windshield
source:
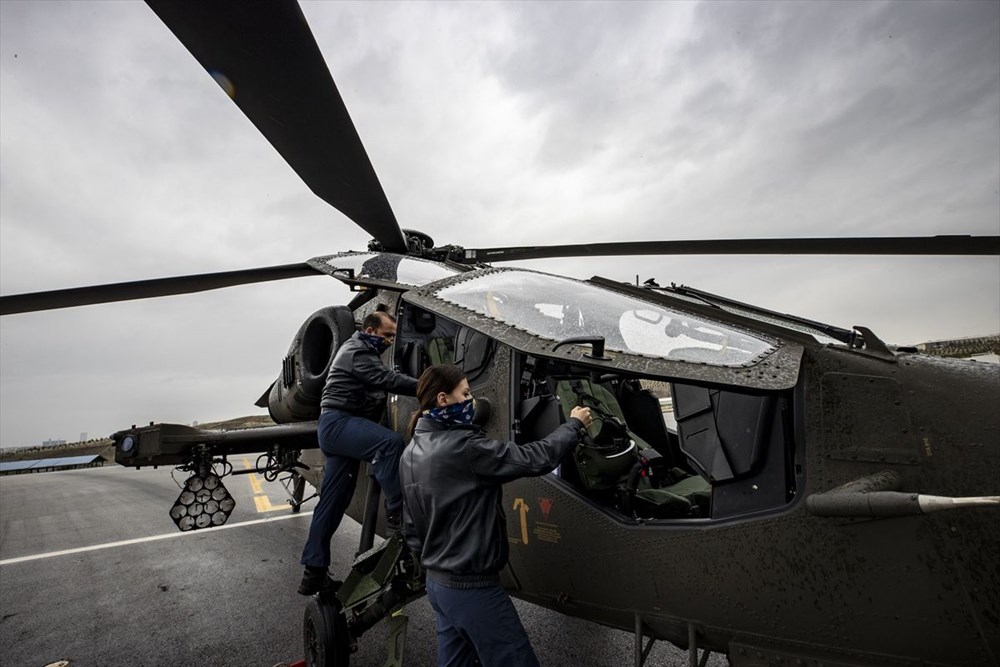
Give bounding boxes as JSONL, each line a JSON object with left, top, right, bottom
{"left": 436, "top": 270, "right": 776, "bottom": 366}
{"left": 319, "top": 252, "right": 460, "bottom": 287}
{"left": 660, "top": 287, "right": 849, "bottom": 346}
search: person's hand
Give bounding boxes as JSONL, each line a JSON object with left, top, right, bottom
{"left": 570, "top": 406, "right": 593, "bottom": 429}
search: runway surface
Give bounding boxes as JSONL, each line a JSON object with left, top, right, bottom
{"left": 0, "top": 463, "right": 724, "bottom": 666}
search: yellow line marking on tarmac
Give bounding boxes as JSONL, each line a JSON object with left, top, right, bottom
{"left": 253, "top": 495, "right": 289, "bottom": 513}
{"left": 0, "top": 512, "right": 314, "bottom": 566}
{"left": 243, "top": 457, "right": 285, "bottom": 513}
{"left": 248, "top": 472, "right": 263, "bottom": 495}
{"left": 242, "top": 458, "right": 264, "bottom": 494}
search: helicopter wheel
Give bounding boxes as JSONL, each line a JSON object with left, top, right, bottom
{"left": 303, "top": 595, "right": 350, "bottom": 667}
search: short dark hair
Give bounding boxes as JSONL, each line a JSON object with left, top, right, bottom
{"left": 362, "top": 309, "right": 394, "bottom": 331}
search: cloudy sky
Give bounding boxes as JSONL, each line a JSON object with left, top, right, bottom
{"left": 1, "top": 0, "right": 997, "bottom": 448}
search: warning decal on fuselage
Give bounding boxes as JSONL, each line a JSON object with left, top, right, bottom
{"left": 509, "top": 496, "right": 562, "bottom": 545}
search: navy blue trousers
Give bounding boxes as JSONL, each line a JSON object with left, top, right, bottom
{"left": 300, "top": 409, "right": 405, "bottom": 568}
{"left": 425, "top": 578, "right": 540, "bottom": 667}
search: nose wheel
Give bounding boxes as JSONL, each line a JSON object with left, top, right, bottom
{"left": 301, "top": 535, "right": 425, "bottom": 666}
{"left": 303, "top": 593, "right": 351, "bottom": 667}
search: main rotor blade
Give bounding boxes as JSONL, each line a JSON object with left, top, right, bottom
{"left": 0, "top": 264, "right": 320, "bottom": 315}
{"left": 463, "top": 235, "right": 1000, "bottom": 263}
{"left": 145, "top": 0, "right": 408, "bottom": 253}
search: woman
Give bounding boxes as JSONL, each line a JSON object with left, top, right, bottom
{"left": 399, "top": 364, "right": 593, "bottom": 667}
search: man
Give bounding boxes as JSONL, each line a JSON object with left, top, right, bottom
{"left": 299, "top": 305, "right": 418, "bottom": 595}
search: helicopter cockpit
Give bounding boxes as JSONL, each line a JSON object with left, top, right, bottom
{"left": 394, "top": 268, "right": 803, "bottom": 524}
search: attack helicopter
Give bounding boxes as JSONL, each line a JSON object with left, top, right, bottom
{"left": 1, "top": 2, "right": 999, "bottom": 666}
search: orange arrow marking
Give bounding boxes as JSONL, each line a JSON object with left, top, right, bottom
{"left": 512, "top": 497, "right": 529, "bottom": 545}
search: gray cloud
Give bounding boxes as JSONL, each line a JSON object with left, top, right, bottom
{"left": 1, "top": 0, "right": 997, "bottom": 447}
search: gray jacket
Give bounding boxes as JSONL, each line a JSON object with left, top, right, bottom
{"left": 400, "top": 416, "right": 585, "bottom": 588}
{"left": 319, "top": 333, "right": 418, "bottom": 420}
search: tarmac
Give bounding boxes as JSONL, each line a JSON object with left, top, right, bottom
{"left": 0, "top": 463, "right": 724, "bottom": 666}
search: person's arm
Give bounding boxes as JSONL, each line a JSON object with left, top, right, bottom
{"left": 351, "top": 349, "right": 418, "bottom": 395}
{"left": 399, "top": 450, "right": 424, "bottom": 557}
{"left": 468, "top": 418, "right": 586, "bottom": 484}
{"left": 402, "top": 500, "right": 422, "bottom": 557}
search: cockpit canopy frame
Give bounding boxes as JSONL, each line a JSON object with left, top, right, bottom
{"left": 308, "top": 251, "right": 469, "bottom": 292}
{"left": 404, "top": 267, "right": 802, "bottom": 391}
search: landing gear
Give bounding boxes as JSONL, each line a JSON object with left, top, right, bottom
{"left": 302, "top": 476, "right": 424, "bottom": 666}
{"left": 288, "top": 473, "right": 307, "bottom": 513}
{"left": 303, "top": 593, "right": 351, "bottom": 667}
{"left": 302, "top": 535, "right": 425, "bottom": 667}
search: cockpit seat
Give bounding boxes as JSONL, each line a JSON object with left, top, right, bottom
{"left": 551, "top": 377, "right": 646, "bottom": 491}
{"left": 397, "top": 337, "right": 454, "bottom": 378}
{"left": 400, "top": 341, "right": 426, "bottom": 379}
{"left": 550, "top": 377, "right": 710, "bottom": 518}
{"left": 633, "top": 467, "right": 711, "bottom": 518}
{"left": 426, "top": 337, "right": 454, "bottom": 365}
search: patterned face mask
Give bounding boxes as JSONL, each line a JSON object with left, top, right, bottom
{"left": 424, "top": 397, "right": 475, "bottom": 426}
{"left": 359, "top": 331, "right": 390, "bottom": 354}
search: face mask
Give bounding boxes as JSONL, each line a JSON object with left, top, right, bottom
{"left": 359, "top": 331, "right": 390, "bottom": 354}
{"left": 424, "top": 397, "right": 475, "bottom": 426}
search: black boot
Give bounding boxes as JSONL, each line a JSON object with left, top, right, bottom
{"left": 297, "top": 566, "right": 341, "bottom": 596}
